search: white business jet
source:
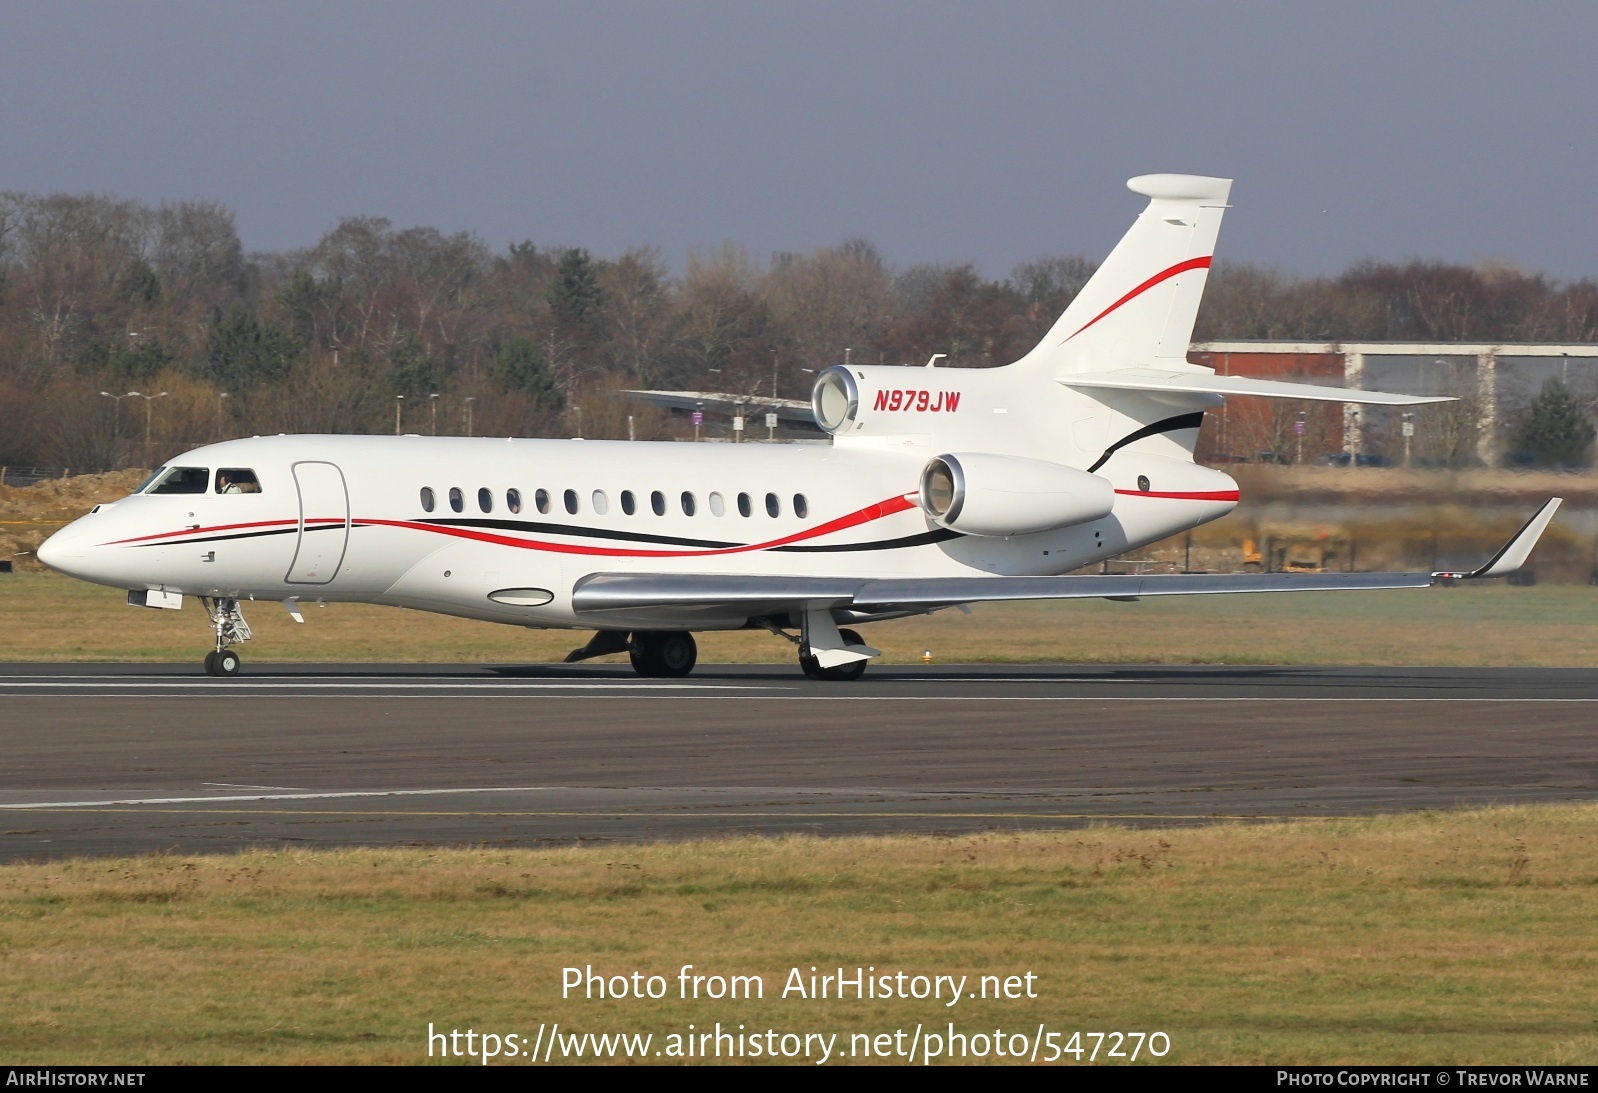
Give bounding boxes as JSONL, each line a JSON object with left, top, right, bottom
{"left": 37, "top": 175, "right": 1560, "bottom": 679}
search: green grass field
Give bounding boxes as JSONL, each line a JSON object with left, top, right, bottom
{"left": 2, "top": 571, "right": 1596, "bottom": 667}
{"left": 2, "top": 808, "right": 1595, "bottom": 1065}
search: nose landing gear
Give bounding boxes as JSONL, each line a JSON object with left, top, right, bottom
{"left": 800, "top": 628, "right": 869, "bottom": 681}
{"left": 201, "top": 597, "right": 252, "bottom": 677}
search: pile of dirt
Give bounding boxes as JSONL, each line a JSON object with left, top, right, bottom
{"left": 0, "top": 470, "right": 150, "bottom": 572}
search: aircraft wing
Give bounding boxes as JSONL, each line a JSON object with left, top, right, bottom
{"left": 1059, "top": 367, "right": 1454, "bottom": 405}
{"left": 572, "top": 500, "right": 1561, "bottom": 619}
{"left": 571, "top": 569, "right": 1435, "bottom": 620}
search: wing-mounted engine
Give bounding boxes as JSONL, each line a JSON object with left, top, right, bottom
{"left": 918, "top": 452, "right": 1114, "bottom": 537}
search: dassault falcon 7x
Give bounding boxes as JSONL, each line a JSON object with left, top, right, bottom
{"left": 37, "top": 175, "right": 1560, "bottom": 679}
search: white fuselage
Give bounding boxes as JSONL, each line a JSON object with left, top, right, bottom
{"left": 37, "top": 431, "right": 1239, "bottom": 632}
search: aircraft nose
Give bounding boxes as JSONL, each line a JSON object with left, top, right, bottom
{"left": 36, "top": 524, "right": 85, "bottom": 575}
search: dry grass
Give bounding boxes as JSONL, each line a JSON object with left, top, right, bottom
{"left": 1, "top": 806, "right": 1596, "bottom": 1064}
{"left": 2, "top": 571, "right": 1597, "bottom": 666}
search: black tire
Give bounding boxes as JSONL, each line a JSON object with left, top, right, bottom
{"left": 800, "top": 628, "right": 868, "bottom": 681}
{"left": 203, "top": 650, "right": 219, "bottom": 676}
{"left": 822, "top": 657, "right": 867, "bottom": 682}
{"left": 628, "top": 633, "right": 656, "bottom": 676}
{"left": 215, "top": 649, "right": 242, "bottom": 677}
{"left": 656, "top": 632, "right": 697, "bottom": 677}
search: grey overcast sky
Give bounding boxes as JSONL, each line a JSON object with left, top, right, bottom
{"left": 3, "top": 2, "right": 1595, "bottom": 279}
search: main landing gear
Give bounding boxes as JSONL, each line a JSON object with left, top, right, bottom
{"left": 200, "top": 597, "right": 251, "bottom": 677}
{"left": 628, "top": 631, "right": 698, "bottom": 678}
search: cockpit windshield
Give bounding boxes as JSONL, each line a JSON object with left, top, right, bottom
{"left": 146, "top": 467, "right": 210, "bottom": 495}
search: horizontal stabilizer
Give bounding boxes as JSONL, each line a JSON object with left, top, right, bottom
{"left": 625, "top": 389, "right": 817, "bottom": 425}
{"left": 1060, "top": 367, "right": 1453, "bottom": 405}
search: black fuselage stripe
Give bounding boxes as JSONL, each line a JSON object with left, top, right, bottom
{"left": 774, "top": 528, "right": 962, "bottom": 552}
{"left": 131, "top": 524, "right": 350, "bottom": 548}
{"left": 125, "top": 519, "right": 959, "bottom": 554}
{"left": 422, "top": 516, "right": 738, "bottom": 549}
{"left": 1087, "top": 411, "right": 1206, "bottom": 473}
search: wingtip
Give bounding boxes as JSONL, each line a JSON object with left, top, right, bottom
{"left": 1455, "top": 497, "right": 1563, "bottom": 581}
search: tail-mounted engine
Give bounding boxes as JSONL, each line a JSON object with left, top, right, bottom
{"left": 812, "top": 364, "right": 983, "bottom": 437}
{"left": 919, "top": 453, "right": 1115, "bottom": 537}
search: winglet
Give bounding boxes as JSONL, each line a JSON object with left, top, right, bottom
{"left": 1435, "top": 498, "right": 1562, "bottom": 581}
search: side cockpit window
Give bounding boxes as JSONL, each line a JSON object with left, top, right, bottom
{"left": 215, "top": 468, "right": 261, "bottom": 494}
{"left": 147, "top": 467, "right": 210, "bottom": 495}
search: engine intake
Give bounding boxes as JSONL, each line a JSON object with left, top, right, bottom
{"left": 919, "top": 453, "right": 1114, "bottom": 537}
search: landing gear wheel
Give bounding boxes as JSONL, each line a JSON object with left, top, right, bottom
{"left": 628, "top": 639, "right": 653, "bottom": 676}
{"left": 656, "top": 632, "right": 697, "bottom": 677}
{"left": 628, "top": 632, "right": 698, "bottom": 677}
{"left": 203, "top": 651, "right": 219, "bottom": 676}
{"left": 214, "top": 649, "right": 241, "bottom": 677}
{"left": 799, "top": 629, "right": 869, "bottom": 682}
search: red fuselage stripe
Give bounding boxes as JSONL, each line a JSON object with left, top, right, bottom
{"left": 1114, "top": 489, "right": 1240, "bottom": 501}
{"left": 106, "top": 517, "right": 303, "bottom": 545}
{"left": 100, "top": 495, "right": 921, "bottom": 558}
{"left": 1061, "top": 256, "right": 1212, "bottom": 344}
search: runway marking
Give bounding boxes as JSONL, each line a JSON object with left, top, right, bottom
{"left": 3, "top": 693, "right": 1597, "bottom": 703}
{"left": 0, "top": 806, "right": 1315, "bottom": 822}
{"left": 0, "top": 681, "right": 783, "bottom": 692}
{"left": 0, "top": 786, "right": 629, "bottom": 809}
{"left": 201, "top": 782, "right": 309, "bottom": 791}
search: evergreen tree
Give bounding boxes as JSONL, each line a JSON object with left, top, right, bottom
{"left": 1513, "top": 379, "right": 1595, "bottom": 468}
{"left": 548, "top": 247, "right": 604, "bottom": 346}
{"left": 201, "top": 305, "right": 302, "bottom": 390}
{"left": 490, "top": 336, "right": 563, "bottom": 412}
{"left": 385, "top": 335, "right": 440, "bottom": 398}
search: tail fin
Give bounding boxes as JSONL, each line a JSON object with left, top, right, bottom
{"left": 1016, "top": 174, "right": 1231, "bottom": 375}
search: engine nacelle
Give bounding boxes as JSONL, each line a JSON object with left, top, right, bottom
{"left": 812, "top": 364, "right": 977, "bottom": 436}
{"left": 919, "top": 453, "right": 1115, "bottom": 537}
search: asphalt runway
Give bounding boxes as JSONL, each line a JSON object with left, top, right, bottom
{"left": 2, "top": 662, "right": 1597, "bottom": 861}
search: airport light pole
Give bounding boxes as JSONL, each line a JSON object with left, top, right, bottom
{"left": 216, "top": 392, "right": 229, "bottom": 441}
{"left": 99, "top": 392, "right": 129, "bottom": 437}
{"left": 1402, "top": 412, "right": 1415, "bottom": 467}
{"left": 394, "top": 394, "right": 404, "bottom": 435}
{"left": 463, "top": 397, "right": 475, "bottom": 437}
{"left": 429, "top": 392, "right": 440, "bottom": 435}
{"left": 128, "top": 391, "right": 167, "bottom": 446}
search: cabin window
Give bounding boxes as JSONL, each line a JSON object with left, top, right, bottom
{"left": 737, "top": 492, "right": 752, "bottom": 517}
{"left": 478, "top": 487, "right": 493, "bottom": 514}
{"left": 535, "top": 488, "right": 551, "bottom": 515}
{"left": 592, "top": 489, "right": 609, "bottom": 515}
{"left": 650, "top": 490, "right": 666, "bottom": 516}
{"left": 681, "top": 491, "right": 696, "bottom": 517}
{"left": 620, "top": 490, "right": 636, "bottom": 516}
{"left": 564, "top": 488, "right": 579, "bottom": 515}
{"left": 793, "top": 493, "right": 808, "bottom": 519}
{"left": 215, "top": 468, "right": 261, "bottom": 494}
{"left": 420, "top": 487, "right": 436, "bottom": 513}
{"left": 148, "top": 467, "right": 209, "bottom": 495}
{"left": 765, "top": 492, "right": 780, "bottom": 518}
{"left": 506, "top": 488, "right": 522, "bottom": 514}
{"left": 708, "top": 491, "right": 726, "bottom": 517}
{"left": 449, "top": 487, "right": 464, "bottom": 513}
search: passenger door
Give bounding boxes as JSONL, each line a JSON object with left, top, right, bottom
{"left": 285, "top": 461, "right": 350, "bottom": 585}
